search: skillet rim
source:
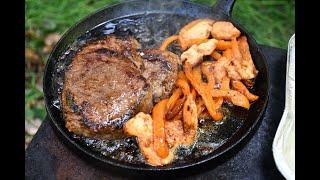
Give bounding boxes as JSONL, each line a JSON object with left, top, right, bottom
{"left": 43, "top": 0, "right": 270, "bottom": 171}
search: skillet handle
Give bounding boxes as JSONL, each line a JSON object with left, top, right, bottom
{"left": 211, "top": 0, "right": 236, "bottom": 18}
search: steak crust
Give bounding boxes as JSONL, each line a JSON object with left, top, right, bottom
{"left": 62, "top": 35, "right": 179, "bottom": 139}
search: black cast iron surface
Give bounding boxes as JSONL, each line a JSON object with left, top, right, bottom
{"left": 43, "top": 0, "right": 270, "bottom": 170}
{"left": 25, "top": 45, "right": 286, "bottom": 179}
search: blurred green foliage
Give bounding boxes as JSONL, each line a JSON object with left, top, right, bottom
{"left": 194, "top": 0, "right": 295, "bottom": 48}
{"left": 26, "top": 0, "right": 295, "bottom": 48}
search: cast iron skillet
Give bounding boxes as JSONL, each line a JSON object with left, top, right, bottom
{"left": 43, "top": 0, "right": 269, "bottom": 171}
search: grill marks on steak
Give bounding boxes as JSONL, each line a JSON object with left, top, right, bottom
{"left": 62, "top": 35, "right": 179, "bottom": 139}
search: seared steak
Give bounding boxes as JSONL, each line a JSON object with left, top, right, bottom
{"left": 140, "top": 49, "right": 179, "bottom": 102}
{"left": 62, "top": 35, "right": 179, "bottom": 139}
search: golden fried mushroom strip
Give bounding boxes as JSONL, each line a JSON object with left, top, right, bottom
{"left": 178, "top": 19, "right": 215, "bottom": 50}
{"left": 166, "top": 88, "right": 183, "bottom": 112}
{"left": 183, "top": 94, "right": 198, "bottom": 132}
{"left": 211, "top": 50, "right": 222, "bottom": 60}
{"left": 166, "top": 96, "right": 186, "bottom": 120}
{"left": 184, "top": 63, "right": 223, "bottom": 121}
{"left": 231, "top": 80, "right": 259, "bottom": 102}
{"left": 216, "top": 40, "right": 232, "bottom": 50}
{"left": 159, "top": 35, "right": 179, "bottom": 51}
{"left": 196, "top": 98, "right": 206, "bottom": 116}
{"left": 152, "top": 99, "right": 170, "bottom": 158}
{"left": 238, "top": 36, "right": 258, "bottom": 76}
{"left": 210, "top": 89, "right": 250, "bottom": 109}
{"left": 221, "top": 76, "right": 230, "bottom": 90}
{"left": 223, "top": 48, "right": 232, "bottom": 59}
{"left": 176, "top": 78, "right": 191, "bottom": 95}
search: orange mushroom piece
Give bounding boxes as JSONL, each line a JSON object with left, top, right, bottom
{"left": 178, "top": 19, "right": 215, "bottom": 50}
{"left": 152, "top": 99, "right": 170, "bottom": 158}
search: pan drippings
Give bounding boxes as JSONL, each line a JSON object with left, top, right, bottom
{"left": 52, "top": 14, "right": 247, "bottom": 165}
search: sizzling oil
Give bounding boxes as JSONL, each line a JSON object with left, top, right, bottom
{"left": 52, "top": 14, "right": 247, "bottom": 165}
